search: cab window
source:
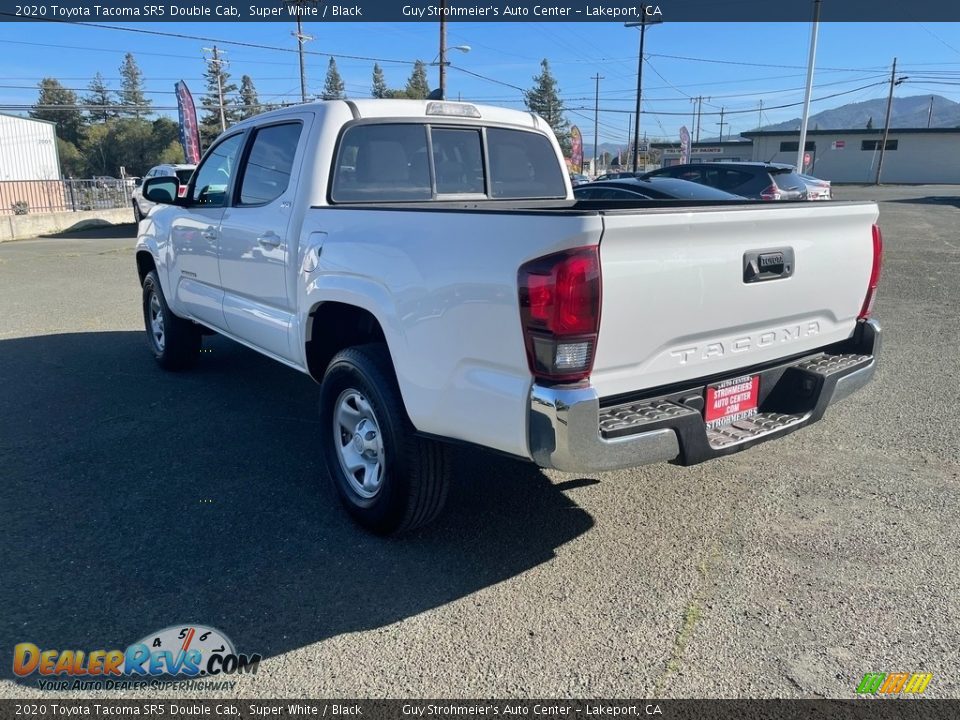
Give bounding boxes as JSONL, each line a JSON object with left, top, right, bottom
{"left": 191, "top": 133, "right": 245, "bottom": 207}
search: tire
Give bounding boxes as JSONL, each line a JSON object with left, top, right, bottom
{"left": 319, "top": 343, "right": 451, "bottom": 535}
{"left": 142, "top": 270, "right": 201, "bottom": 371}
{"left": 132, "top": 201, "right": 143, "bottom": 224}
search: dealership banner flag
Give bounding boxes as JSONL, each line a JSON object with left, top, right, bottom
{"left": 570, "top": 126, "right": 583, "bottom": 174}
{"left": 679, "top": 125, "right": 691, "bottom": 164}
{"left": 175, "top": 81, "right": 202, "bottom": 164}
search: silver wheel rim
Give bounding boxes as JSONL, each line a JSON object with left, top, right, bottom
{"left": 334, "top": 389, "right": 385, "bottom": 499}
{"left": 149, "top": 292, "right": 165, "bottom": 352}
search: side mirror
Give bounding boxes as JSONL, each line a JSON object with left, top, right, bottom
{"left": 134, "top": 178, "right": 143, "bottom": 187}
{"left": 143, "top": 177, "right": 180, "bottom": 205}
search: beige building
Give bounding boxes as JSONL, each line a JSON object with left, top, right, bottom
{"left": 742, "top": 128, "right": 960, "bottom": 184}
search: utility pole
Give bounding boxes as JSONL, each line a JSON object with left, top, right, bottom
{"left": 592, "top": 73, "right": 604, "bottom": 176}
{"left": 717, "top": 107, "right": 727, "bottom": 143}
{"left": 758, "top": 99, "right": 763, "bottom": 130}
{"left": 203, "top": 46, "right": 228, "bottom": 131}
{"left": 875, "top": 57, "right": 899, "bottom": 185}
{"left": 439, "top": 0, "right": 447, "bottom": 98}
{"left": 927, "top": 95, "right": 934, "bottom": 128}
{"left": 695, "top": 96, "right": 707, "bottom": 143}
{"left": 282, "top": 1, "right": 316, "bottom": 103}
{"left": 796, "top": 0, "right": 822, "bottom": 172}
{"left": 625, "top": 7, "right": 662, "bottom": 173}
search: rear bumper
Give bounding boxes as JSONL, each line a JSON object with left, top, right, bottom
{"left": 528, "top": 318, "right": 880, "bottom": 472}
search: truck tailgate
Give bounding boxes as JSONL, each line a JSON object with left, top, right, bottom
{"left": 591, "top": 201, "right": 879, "bottom": 398}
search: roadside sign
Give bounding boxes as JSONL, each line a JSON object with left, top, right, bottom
{"left": 679, "top": 126, "right": 691, "bottom": 164}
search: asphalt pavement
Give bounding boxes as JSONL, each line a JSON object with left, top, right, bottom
{"left": 1, "top": 186, "right": 958, "bottom": 699}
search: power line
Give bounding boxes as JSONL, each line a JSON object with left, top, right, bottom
{"left": 0, "top": 14, "right": 420, "bottom": 66}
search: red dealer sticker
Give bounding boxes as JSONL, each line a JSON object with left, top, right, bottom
{"left": 704, "top": 375, "right": 760, "bottom": 429}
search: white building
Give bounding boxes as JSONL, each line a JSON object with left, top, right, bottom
{"left": 0, "top": 113, "right": 62, "bottom": 181}
{"left": 742, "top": 128, "right": 960, "bottom": 184}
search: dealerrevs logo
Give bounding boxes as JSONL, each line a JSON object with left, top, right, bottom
{"left": 13, "top": 625, "right": 260, "bottom": 690}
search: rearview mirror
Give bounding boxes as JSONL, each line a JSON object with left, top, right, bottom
{"left": 142, "top": 177, "right": 180, "bottom": 205}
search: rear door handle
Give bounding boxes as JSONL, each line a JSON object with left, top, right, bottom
{"left": 257, "top": 232, "right": 282, "bottom": 248}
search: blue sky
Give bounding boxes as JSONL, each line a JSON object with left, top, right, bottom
{"left": 2, "top": 21, "right": 960, "bottom": 145}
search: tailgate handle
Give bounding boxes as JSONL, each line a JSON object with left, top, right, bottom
{"left": 744, "top": 248, "right": 794, "bottom": 283}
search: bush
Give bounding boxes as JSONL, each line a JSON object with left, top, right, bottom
{"left": 11, "top": 201, "right": 29, "bottom": 216}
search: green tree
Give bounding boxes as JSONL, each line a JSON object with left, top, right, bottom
{"left": 119, "top": 53, "right": 151, "bottom": 119}
{"left": 239, "top": 75, "right": 260, "bottom": 119}
{"left": 83, "top": 72, "right": 118, "bottom": 124}
{"left": 30, "top": 78, "right": 85, "bottom": 146}
{"left": 524, "top": 59, "right": 570, "bottom": 153}
{"left": 404, "top": 60, "right": 431, "bottom": 99}
{"left": 56, "top": 138, "right": 85, "bottom": 178}
{"left": 371, "top": 63, "right": 388, "bottom": 99}
{"left": 322, "top": 58, "right": 345, "bottom": 100}
{"left": 199, "top": 47, "right": 240, "bottom": 148}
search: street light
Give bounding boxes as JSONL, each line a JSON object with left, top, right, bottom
{"left": 431, "top": 44, "right": 471, "bottom": 100}
{"left": 625, "top": 8, "right": 662, "bottom": 173}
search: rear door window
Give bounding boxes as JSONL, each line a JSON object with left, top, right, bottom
{"left": 486, "top": 128, "right": 566, "bottom": 199}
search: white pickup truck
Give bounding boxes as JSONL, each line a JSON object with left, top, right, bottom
{"left": 136, "top": 99, "right": 882, "bottom": 534}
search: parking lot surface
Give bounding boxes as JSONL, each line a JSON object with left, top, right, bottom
{"left": 1, "top": 186, "right": 958, "bottom": 698}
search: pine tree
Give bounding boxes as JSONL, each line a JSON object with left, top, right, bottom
{"left": 322, "top": 58, "right": 345, "bottom": 100}
{"left": 83, "top": 72, "right": 117, "bottom": 124}
{"left": 239, "top": 75, "right": 260, "bottom": 119}
{"left": 30, "top": 78, "right": 85, "bottom": 146}
{"left": 119, "top": 53, "right": 151, "bottom": 119}
{"left": 404, "top": 60, "right": 431, "bottom": 99}
{"left": 525, "top": 59, "right": 571, "bottom": 153}
{"left": 199, "top": 47, "right": 240, "bottom": 148}
{"left": 371, "top": 63, "right": 388, "bottom": 99}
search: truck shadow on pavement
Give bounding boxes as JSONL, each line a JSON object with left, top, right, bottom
{"left": 0, "top": 331, "right": 594, "bottom": 685}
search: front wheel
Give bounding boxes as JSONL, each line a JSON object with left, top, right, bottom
{"left": 142, "top": 270, "right": 201, "bottom": 370}
{"left": 319, "top": 344, "right": 451, "bottom": 534}
{"left": 132, "top": 201, "right": 143, "bottom": 224}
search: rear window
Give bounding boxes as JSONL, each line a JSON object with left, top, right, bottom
{"left": 487, "top": 128, "right": 566, "bottom": 199}
{"left": 331, "top": 124, "right": 432, "bottom": 203}
{"left": 330, "top": 123, "right": 565, "bottom": 203}
{"left": 770, "top": 170, "right": 806, "bottom": 190}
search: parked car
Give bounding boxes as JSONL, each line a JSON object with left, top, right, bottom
{"left": 569, "top": 173, "right": 591, "bottom": 187}
{"left": 574, "top": 177, "right": 743, "bottom": 201}
{"left": 136, "top": 99, "right": 882, "bottom": 534}
{"left": 93, "top": 175, "right": 122, "bottom": 190}
{"left": 132, "top": 164, "right": 196, "bottom": 222}
{"left": 799, "top": 173, "right": 832, "bottom": 200}
{"left": 643, "top": 162, "right": 808, "bottom": 201}
{"left": 595, "top": 171, "right": 638, "bottom": 181}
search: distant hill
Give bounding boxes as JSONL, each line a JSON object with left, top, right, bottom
{"left": 758, "top": 94, "right": 960, "bottom": 132}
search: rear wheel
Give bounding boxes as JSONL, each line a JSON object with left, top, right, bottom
{"left": 142, "top": 270, "right": 201, "bottom": 371}
{"left": 319, "top": 344, "right": 451, "bottom": 534}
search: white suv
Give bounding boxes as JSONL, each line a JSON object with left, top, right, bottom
{"left": 132, "top": 164, "right": 195, "bottom": 222}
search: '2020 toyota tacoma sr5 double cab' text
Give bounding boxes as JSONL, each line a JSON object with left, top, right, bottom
{"left": 135, "top": 99, "right": 882, "bottom": 533}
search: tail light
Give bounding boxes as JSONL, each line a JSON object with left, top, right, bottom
{"left": 177, "top": 184, "right": 188, "bottom": 198}
{"left": 858, "top": 224, "right": 883, "bottom": 319}
{"left": 518, "top": 247, "right": 601, "bottom": 383}
{"left": 759, "top": 184, "right": 781, "bottom": 201}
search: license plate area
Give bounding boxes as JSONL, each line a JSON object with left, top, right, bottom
{"left": 704, "top": 375, "right": 760, "bottom": 429}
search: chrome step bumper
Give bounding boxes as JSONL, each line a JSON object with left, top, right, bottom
{"left": 528, "top": 319, "right": 880, "bottom": 472}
